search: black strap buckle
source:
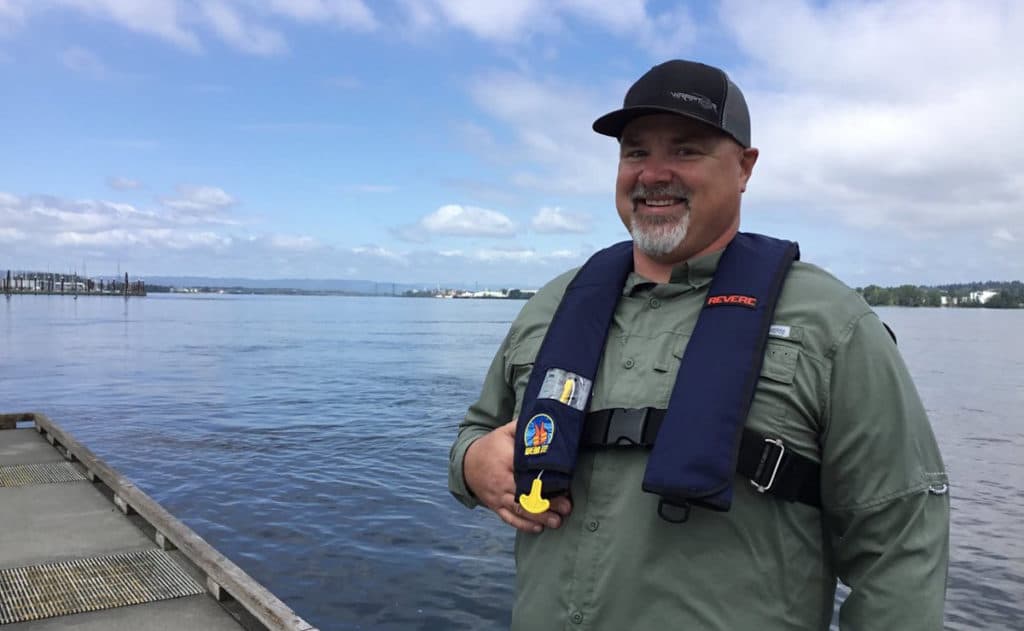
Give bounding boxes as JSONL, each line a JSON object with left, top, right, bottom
{"left": 605, "top": 408, "right": 650, "bottom": 446}
{"left": 750, "top": 438, "right": 786, "bottom": 493}
{"left": 582, "top": 408, "right": 663, "bottom": 447}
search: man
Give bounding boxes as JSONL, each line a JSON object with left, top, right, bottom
{"left": 448, "top": 59, "right": 949, "bottom": 630}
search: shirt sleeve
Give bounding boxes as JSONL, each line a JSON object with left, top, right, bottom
{"left": 821, "top": 311, "right": 950, "bottom": 630}
{"left": 447, "top": 331, "right": 517, "bottom": 509}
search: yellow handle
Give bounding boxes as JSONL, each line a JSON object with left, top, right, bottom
{"left": 518, "top": 477, "right": 551, "bottom": 514}
{"left": 560, "top": 378, "right": 575, "bottom": 404}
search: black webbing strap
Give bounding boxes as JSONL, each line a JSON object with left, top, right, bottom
{"left": 583, "top": 408, "right": 821, "bottom": 508}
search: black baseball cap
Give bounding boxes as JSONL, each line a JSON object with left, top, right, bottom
{"left": 592, "top": 59, "right": 751, "bottom": 148}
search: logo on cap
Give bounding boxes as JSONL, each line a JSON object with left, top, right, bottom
{"left": 669, "top": 91, "right": 717, "bottom": 112}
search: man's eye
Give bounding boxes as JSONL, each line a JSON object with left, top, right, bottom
{"left": 623, "top": 149, "right": 647, "bottom": 159}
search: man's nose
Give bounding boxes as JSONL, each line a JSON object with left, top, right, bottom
{"left": 637, "top": 156, "right": 674, "bottom": 186}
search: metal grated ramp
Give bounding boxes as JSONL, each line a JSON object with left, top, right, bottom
{"left": 0, "top": 462, "right": 86, "bottom": 487}
{"left": 0, "top": 549, "right": 206, "bottom": 625}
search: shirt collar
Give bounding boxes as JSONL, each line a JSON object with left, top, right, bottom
{"left": 621, "top": 249, "right": 725, "bottom": 296}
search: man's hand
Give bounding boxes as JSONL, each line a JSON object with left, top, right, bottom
{"left": 463, "top": 419, "right": 573, "bottom": 533}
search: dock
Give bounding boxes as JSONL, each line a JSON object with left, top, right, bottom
{"left": 3, "top": 271, "right": 146, "bottom": 297}
{"left": 0, "top": 412, "right": 318, "bottom": 630}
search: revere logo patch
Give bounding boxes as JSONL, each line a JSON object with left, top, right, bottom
{"left": 524, "top": 414, "right": 555, "bottom": 456}
{"left": 706, "top": 294, "right": 758, "bottom": 309}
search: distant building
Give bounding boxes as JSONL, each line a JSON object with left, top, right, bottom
{"left": 968, "top": 290, "right": 999, "bottom": 304}
{"left": 470, "top": 289, "right": 507, "bottom": 298}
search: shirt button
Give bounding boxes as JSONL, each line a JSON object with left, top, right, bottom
{"left": 571, "top": 611, "right": 584, "bottom": 625}
{"left": 649, "top": 298, "right": 661, "bottom": 309}
{"left": 624, "top": 358, "right": 635, "bottom": 369}
{"left": 587, "top": 520, "right": 599, "bottom": 532}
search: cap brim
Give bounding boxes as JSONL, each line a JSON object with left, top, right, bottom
{"left": 592, "top": 105, "right": 741, "bottom": 145}
{"left": 592, "top": 106, "right": 688, "bottom": 137}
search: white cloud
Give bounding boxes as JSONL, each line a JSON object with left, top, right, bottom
{"left": 8, "top": 0, "right": 378, "bottom": 56}
{"left": 531, "top": 206, "right": 591, "bottom": 234}
{"left": 640, "top": 6, "right": 698, "bottom": 58}
{"left": 60, "top": 46, "right": 108, "bottom": 78}
{"left": 469, "top": 248, "right": 538, "bottom": 263}
{"left": 395, "top": 0, "right": 437, "bottom": 32}
{"left": 13, "top": 198, "right": 155, "bottom": 233}
{"left": 427, "top": 1, "right": 553, "bottom": 41}
{"left": 0, "top": 192, "right": 342, "bottom": 277}
{"left": 162, "top": 186, "right": 237, "bottom": 213}
{"left": 720, "top": 0, "right": 1024, "bottom": 236}
{"left": 53, "top": 0, "right": 201, "bottom": 53}
{"left": 466, "top": 71, "right": 616, "bottom": 195}
{"left": 416, "top": 204, "right": 516, "bottom": 238}
{"left": 558, "top": 0, "right": 647, "bottom": 28}
{"left": 107, "top": 176, "right": 142, "bottom": 190}
{"left": 0, "top": 227, "right": 25, "bottom": 242}
{"left": 451, "top": 0, "right": 1023, "bottom": 257}
{"left": 52, "top": 228, "right": 231, "bottom": 250}
{"left": 270, "top": 235, "right": 320, "bottom": 251}
{"left": 403, "top": 0, "right": 696, "bottom": 54}
{"left": 0, "top": 0, "right": 26, "bottom": 28}
{"left": 202, "top": 1, "right": 287, "bottom": 56}
{"left": 467, "top": 246, "right": 584, "bottom": 264}
{"left": 990, "top": 228, "right": 1017, "bottom": 249}
{"left": 352, "top": 245, "right": 407, "bottom": 264}
{"left": 547, "top": 249, "right": 578, "bottom": 259}
{"left": 0, "top": 194, "right": 237, "bottom": 254}
{"left": 558, "top": 0, "right": 697, "bottom": 57}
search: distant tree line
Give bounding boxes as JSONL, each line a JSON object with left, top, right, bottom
{"left": 857, "top": 281, "right": 1024, "bottom": 308}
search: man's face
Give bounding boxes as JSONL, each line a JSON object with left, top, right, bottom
{"left": 615, "top": 114, "right": 757, "bottom": 266}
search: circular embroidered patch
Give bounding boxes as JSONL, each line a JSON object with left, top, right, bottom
{"left": 523, "top": 414, "right": 555, "bottom": 455}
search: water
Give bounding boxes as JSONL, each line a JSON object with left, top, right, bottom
{"left": 1, "top": 295, "right": 1021, "bottom": 630}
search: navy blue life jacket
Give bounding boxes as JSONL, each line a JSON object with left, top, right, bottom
{"left": 513, "top": 232, "right": 808, "bottom": 515}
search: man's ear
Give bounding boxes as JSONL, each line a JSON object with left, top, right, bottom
{"left": 739, "top": 148, "right": 759, "bottom": 193}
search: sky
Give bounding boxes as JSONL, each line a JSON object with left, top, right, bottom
{"left": 1, "top": 0, "right": 1021, "bottom": 289}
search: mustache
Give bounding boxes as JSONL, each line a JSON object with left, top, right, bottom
{"left": 630, "top": 182, "right": 690, "bottom": 202}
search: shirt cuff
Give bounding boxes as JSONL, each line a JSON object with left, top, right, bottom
{"left": 447, "top": 430, "right": 488, "bottom": 509}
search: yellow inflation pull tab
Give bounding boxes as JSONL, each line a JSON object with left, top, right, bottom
{"left": 560, "top": 378, "right": 575, "bottom": 404}
{"left": 519, "top": 476, "right": 550, "bottom": 514}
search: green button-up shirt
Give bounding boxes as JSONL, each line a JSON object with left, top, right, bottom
{"left": 449, "top": 250, "right": 949, "bottom": 631}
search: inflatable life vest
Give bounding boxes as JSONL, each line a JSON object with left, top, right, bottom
{"left": 513, "top": 232, "right": 820, "bottom": 520}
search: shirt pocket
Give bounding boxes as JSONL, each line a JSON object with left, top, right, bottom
{"left": 752, "top": 341, "right": 802, "bottom": 416}
{"left": 761, "top": 342, "right": 800, "bottom": 385}
{"left": 652, "top": 333, "right": 689, "bottom": 374}
{"left": 749, "top": 340, "right": 816, "bottom": 452}
{"left": 652, "top": 337, "right": 800, "bottom": 383}
{"left": 505, "top": 334, "right": 544, "bottom": 418}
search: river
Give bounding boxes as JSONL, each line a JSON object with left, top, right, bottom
{"left": 1, "top": 294, "right": 1020, "bottom": 629}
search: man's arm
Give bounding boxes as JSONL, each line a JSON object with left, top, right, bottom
{"left": 448, "top": 332, "right": 515, "bottom": 508}
{"left": 822, "top": 312, "right": 950, "bottom": 629}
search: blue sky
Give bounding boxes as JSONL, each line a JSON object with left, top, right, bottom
{"left": 1, "top": 0, "right": 1021, "bottom": 288}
